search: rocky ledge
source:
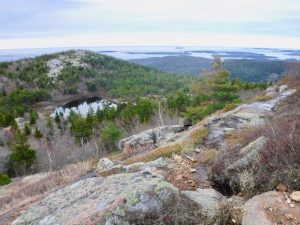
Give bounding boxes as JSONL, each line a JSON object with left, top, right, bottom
{"left": 12, "top": 172, "right": 224, "bottom": 225}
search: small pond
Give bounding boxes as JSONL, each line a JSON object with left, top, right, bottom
{"left": 51, "top": 97, "right": 117, "bottom": 118}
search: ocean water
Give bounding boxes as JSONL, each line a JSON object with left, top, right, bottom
{"left": 1, "top": 46, "right": 300, "bottom": 62}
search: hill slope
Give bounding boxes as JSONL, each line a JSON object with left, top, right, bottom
{"left": 2, "top": 82, "right": 300, "bottom": 225}
{"left": 0, "top": 50, "right": 189, "bottom": 104}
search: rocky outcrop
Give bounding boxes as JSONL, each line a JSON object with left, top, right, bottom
{"left": 12, "top": 172, "right": 216, "bottom": 225}
{"left": 46, "top": 59, "right": 64, "bottom": 78}
{"left": 203, "top": 85, "right": 296, "bottom": 149}
{"left": 242, "top": 191, "right": 300, "bottom": 225}
{"left": 46, "top": 50, "right": 88, "bottom": 79}
{"left": 227, "top": 136, "right": 268, "bottom": 171}
{"left": 119, "top": 125, "right": 184, "bottom": 157}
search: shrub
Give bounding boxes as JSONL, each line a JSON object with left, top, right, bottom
{"left": 29, "top": 110, "right": 39, "bottom": 125}
{"left": 0, "top": 173, "right": 11, "bottom": 186}
{"left": 67, "top": 86, "right": 78, "bottom": 95}
{"left": 6, "top": 89, "right": 51, "bottom": 105}
{"left": 101, "top": 122, "right": 122, "bottom": 152}
{"left": 101, "top": 123, "right": 122, "bottom": 143}
{"left": 70, "top": 115, "right": 93, "bottom": 143}
{"left": 86, "top": 81, "right": 97, "bottom": 92}
{"left": 0, "top": 111, "right": 15, "bottom": 127}
{"left": 23, "top": 123, "right": 31, "bottom": 136}
{"left": 34, "top": 127, "right": 43, "bottom": 138}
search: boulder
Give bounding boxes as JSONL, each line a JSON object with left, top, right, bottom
{"left": 242, "top": 191, "right": 300, "bottom": 225}
{"left": 12, "top": 173, "right": 208, "bottom": 225}
{"left": 120, "top": 125, "right": 184, "bottom": 156}
{"left": 125, "top": 162, "right": 146, "bottom": 173}
{"left": 97, "top": 157, "right": 170, "bottom": 177}
{"left": 97, "top": 158, "right": 115, "bottom": 171}
{"left": 15, "top": 117, "right": 26, "bottom": 129}
{"left": 290, "top": 191, "right": 300, "bottom": 202}
{"left": 182, "top": 188, "right": 224, "bottom": 219}
{"left": 279, "top": 84, "right": 289, "bottom": 93}
{"left": 227, "top": 136, "right": 267, "bottom": 171}
{"left": 179, "top": 118, "right": 192, "bottom": 128}
{"left": 276, "top": 183, "right": 287, "bottom": 192}
{"left": 139, "top": 157, "right": 169, "bottom": 171}
{"left": 265, "top": 85, "right": 279, "bottom": 97}
{"left": 97, "top": 164, "right": 126, "bottom": 177}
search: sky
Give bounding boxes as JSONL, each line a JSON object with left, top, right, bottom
{"left": 1, "top": 0, "right": 300, "bottom": 49}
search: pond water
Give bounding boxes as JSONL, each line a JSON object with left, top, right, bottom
{"left": 51, "top": 99, "right": 117, "bottom": 118}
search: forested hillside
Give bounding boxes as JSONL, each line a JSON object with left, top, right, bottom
{"left": 131, "top": 56, "right": 290, "bottom": 82}
{"left": 0, "top": 50, "right": 189, "bottom": 99}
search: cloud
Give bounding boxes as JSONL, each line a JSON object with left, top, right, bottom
{"left": 0, "top": 0, "right": 300, "bottom": 48}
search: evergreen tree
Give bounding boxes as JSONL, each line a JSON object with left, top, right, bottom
{"left": 7, "top": 131, "right": 36, "bottom": 176}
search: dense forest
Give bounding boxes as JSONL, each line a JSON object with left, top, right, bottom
{"left": 131, "top": 55, "right": 289, "bottom": 82}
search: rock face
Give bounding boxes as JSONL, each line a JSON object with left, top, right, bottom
{"left": 227, "top": 136, "right": 268, "bottom": 171}
{"left": 242, "top": 191, "right": 300, "bottom": 225}
{"left": 119, "top": 125, "right": 184, "bottom": 157}
{"left": 12, "top": 173, "right": 211, "bottom": 225}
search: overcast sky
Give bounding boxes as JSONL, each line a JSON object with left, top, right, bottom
{"left": 1, "top": 0, "right": 300, "bottom": 49}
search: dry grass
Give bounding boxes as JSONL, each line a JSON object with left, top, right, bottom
{"left": 223, "top": 125, "right": 261, "bottom": 148}
{"left": 186, "top": 126, "right": 209, "bottom": 146}
{"left": 107, "top": 150, "right": 124, "bottom": 162}
{"left": 124, "top": 143, "right": 182, "bottom": 165}
{"left": 214, "top": 197, "right": 245, "bottom": 225}
{"left": 210, "top": 113, "right": 300, "bottom": 197}
{"left": 253, "top": 94, "right": 272, "bottom": 101}
{"left": 222, "top": 103, "right": 238, "bottom": 113}
{"left": 285, "top": 61, "right": 300, "bottom": 88}
{"left": 123, "top": 127, "right": 208, "bottom": 165}
{"left": 0, "top": 160, "right": 94, "bottom": 220}
{"left": 198, "top": 149, "right": 218, "bottom": 165}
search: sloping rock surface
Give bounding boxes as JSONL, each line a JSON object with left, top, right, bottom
{"left": 204, "top": 85, "right": 296, "bottom": 149}
{"left": 12, "top": 173, "right": 214, "bottom": 225}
